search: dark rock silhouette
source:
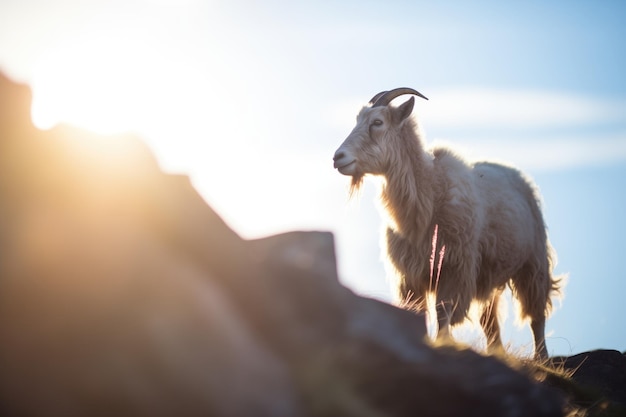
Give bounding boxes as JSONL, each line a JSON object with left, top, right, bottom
{"left": 0, "top": 71, "right": 615, "bottom": 416}
{"left": 550, "top": 350, "right": 626, "bottom": 415}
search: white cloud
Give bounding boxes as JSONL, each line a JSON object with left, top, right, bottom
{"left": 433, "top": 132, "right": 626, "bottom": 172}
{"left": 416, "top": 87, "right": 626, "bottom": 129}
{"left": 327, "top": 87, "right": 626, "bottom": 134}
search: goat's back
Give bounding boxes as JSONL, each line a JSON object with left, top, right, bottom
{"left": 472, "top": 161, "right": 544, "bottom": 230}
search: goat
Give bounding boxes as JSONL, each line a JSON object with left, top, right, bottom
{"left": 332, "top": 88, "right": 561, "bottom": 358}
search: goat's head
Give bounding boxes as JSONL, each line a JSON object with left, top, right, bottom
{"left": 332, "top": 88, "right": 428, "bottom": 190}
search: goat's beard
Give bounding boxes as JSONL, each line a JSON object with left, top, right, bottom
{"left": 349, "top": 173, "right": 364, "bottom": 198}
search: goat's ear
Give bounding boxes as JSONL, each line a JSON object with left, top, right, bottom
{"left": 394, "top": 96, "right": 415, "bottom": 123}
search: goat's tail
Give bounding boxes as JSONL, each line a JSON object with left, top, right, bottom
{"left": 544, "top": 239, "right": 566, "bottom": 316}
{"left": 509, "top": 241, "right": 564, "bottom": 324}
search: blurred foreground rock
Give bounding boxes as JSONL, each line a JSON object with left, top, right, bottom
{"left": 0, "top": 72, "right": 569, "bottom": 416}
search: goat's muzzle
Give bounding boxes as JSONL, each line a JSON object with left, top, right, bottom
{"left": 333, "top": 150, "right": 356, "bottom": 175}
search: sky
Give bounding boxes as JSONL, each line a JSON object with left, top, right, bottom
{"left": 1, "top": 0, "right": 625, "bottom": 357}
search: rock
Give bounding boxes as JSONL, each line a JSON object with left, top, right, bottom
{"left": 550, "top": 349, "right": 626, "bottom": 414}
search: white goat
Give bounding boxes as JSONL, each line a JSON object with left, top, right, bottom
{"left": 332, "top": 88, "right": 561, "bottom": 358}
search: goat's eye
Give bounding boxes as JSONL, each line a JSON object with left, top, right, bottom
{"left": 371, "top": 119, "right": 383, "bottom": 127}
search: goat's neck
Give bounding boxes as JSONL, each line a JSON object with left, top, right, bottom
{"left": 380, "top": 131, "right": 435, "bottom": 244}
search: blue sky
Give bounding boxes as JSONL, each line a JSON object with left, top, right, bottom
{"left": 1, "top": 0, "right": 625, "bottom": 356}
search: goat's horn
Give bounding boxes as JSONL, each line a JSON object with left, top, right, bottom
{"left": 370, "top": 87, "right": 428, "bottom": 107}
{"left": 368, "top": 91, "right": 388, "bottom": 105}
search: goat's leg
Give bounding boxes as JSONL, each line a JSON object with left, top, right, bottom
{"left": 480, "top": 290, "right": 504, "bottom": 354}
{"left": 433, "top": 285, "right": 472, "bottom": 342}
{"left": 434, "top": 295, "right": 468, "bottom": 342}
{"left": 531, "top": 316, "right": 548, "bottom": 360}
{"left": 435, "top": 301, "right": 452, "bottom": 340}
{"left": 511, "top": 263, "right": 552, "bottom": 360}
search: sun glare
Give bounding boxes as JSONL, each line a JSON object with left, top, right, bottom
{"left": 31, "top": 37, "right": 138, "bottom": 134}
{"left": 27, "top": 32, "right": 308, "bottom": 242}
{"left": 29, "top": 32, "right": 220, "bottom": 171}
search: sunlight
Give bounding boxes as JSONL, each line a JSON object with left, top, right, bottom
{"left": 32, "top": 36, "right": 141, "bottom": 134}
{"left": 27, "top": 30, "right": 316, "bottom": 242}
{"left": 29, "top": 31, "right": 218, "bottom": 170}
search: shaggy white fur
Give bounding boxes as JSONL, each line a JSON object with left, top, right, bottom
{"left": 333, "top": 89, "right": 561, "bottom": 358}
